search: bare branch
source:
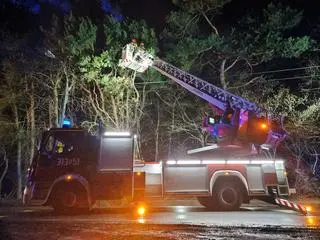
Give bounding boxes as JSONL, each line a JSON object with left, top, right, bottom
{"left": 224, "top": 56, "right": 240, "bottom": 72}
{"left": 201, "top": 11, "right": 219, "bottom": 35}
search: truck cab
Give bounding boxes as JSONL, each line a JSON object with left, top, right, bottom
{"left": 23, "top": 128, "right": 136, "bottom": 212}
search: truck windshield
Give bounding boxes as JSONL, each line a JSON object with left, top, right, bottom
{"left": 44, "top": 134, "right": 73, "bottom": 155}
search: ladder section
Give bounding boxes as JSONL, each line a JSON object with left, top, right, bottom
{"left": 118, "top": 43, "right": 286, "bottom": 146}
{"left": 119, "top": 43, "right": 263, "bottom": 113}
{"left": 153, "top": 59, "right": 263, "bottom": 113}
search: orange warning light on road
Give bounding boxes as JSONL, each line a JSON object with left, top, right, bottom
{"left": 137, "top": 206, "right": 146, "bottom": 216}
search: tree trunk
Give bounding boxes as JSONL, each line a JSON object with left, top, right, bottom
{"left": 0, "top": 150, "right": 9, "bottom": 200}
{"left": 168, "top": 103, "right": 175, "bottom": 158}
{"left": 126, "top": 89, "right": 130, "bottom": 130}
{"left": 48, "top": 100, "right": 53, "bottom": 128}
{"left": 111, "top": 96, "right": 119, "bottom": 129}
{"left": 60, "top": 67, "right": 70, "bottom": 127}
{"left": 13, "top": 103, "right": 22, "bottom": 200}
{"left": 201, "top": 134, "right": 206, "bottom": 147}
{"left": 155, "top": 99, "right": 160, "bottom": 162}
{"left": 220, "top": 59, "right": 227, "bottom": 90}
{"left": 29, "top": 80, "right": 35, "bottom": 165}
{"left": 53, "top": 82, "right": 59, "bottom": 127}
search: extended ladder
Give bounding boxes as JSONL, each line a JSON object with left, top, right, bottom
{"left": 119, "top": 43, "right": 286, "bottom": 146}
{"left": 119, "top": 43, "right": 263, "bottom": 113}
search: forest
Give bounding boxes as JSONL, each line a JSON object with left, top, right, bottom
{"left": 0, "top": 0, "right": 319, "bottom": 200}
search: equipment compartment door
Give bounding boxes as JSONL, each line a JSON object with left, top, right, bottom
{"left": 246, "top": 166, "right": 264, "bottom": 191}
{"left": 163, "top": 165, "right": 209, "bottom": 194}
{"left": 98, "top": 136, "right": 133, "bottom": 172}
{"left": 94, "top": 135, "right": 134, "bottom": 200}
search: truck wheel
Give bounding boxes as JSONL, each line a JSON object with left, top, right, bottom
{"left": 197, "top": 197, "right": 216, "bottom": 210}
{"left": 52, "top": 183, "right": 89, "bottom": 213}
{"left": 213, "top": 182, "right": 242, "bottom": 211}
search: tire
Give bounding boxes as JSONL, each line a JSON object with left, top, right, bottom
{"left": 197, "top": 196, "right": 216, "bottom": 210}
{"left": 52, "top": 183, "right": 89, "bottom": 213}
{"left": 213, "top": 182, "right": 242, "bottom": 211}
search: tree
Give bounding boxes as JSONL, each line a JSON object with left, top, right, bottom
{"left": 163, "top": 3, "right": 312, "bottom": 93}
{"left": 158, "top": 1, "right": 320, "bottom": 182}
{"left": 1, "top": 55, "right": 26, "bottom": 200}
{"left": 64, "top": 15, "right": 157, "bottom": 134}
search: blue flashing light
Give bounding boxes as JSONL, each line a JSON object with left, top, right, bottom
{"left": 63, "top": 118, "right": 72, "bottom": 128}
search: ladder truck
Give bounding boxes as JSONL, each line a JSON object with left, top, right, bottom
{"left": 23, "top": 42, "right": 309, "bottom": 215}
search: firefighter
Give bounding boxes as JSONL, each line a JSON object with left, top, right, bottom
{"left": 56, "top": 140, "right": 65, "bottom": 154}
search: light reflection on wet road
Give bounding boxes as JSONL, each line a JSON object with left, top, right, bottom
{"left": 0, "top": 205, "right": 319, "bottom": 228}
{"left": 0, "top": 205, "right": 319, "bottom": 239}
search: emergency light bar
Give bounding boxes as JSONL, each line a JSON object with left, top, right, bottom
{"left": 104, "top": 131, "right": 131, "bottom": 137}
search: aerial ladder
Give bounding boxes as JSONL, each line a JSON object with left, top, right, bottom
{"left": 118, "top": 41, "right": 311, "bottom": 215}
{"left": 119, "top": 41, "right": 286, "bottom": 151}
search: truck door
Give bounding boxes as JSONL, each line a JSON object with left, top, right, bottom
{"left": 30, "top": 130, "right": 86, "bottom": 201}
{"left": 34, "top": 130, "right": 85, "bottom": 180}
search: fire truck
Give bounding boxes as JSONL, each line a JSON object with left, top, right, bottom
{"left": 23, "top": 42, "right": 308, "bottom": 214}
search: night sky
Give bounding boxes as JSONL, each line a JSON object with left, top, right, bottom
{"left": 2, "top": 0, "right": 320, "bottom": 34}
{"left": 1, "top": 0, "right": 319, "bottom": 89}
{"left": 1, "top": 0, "right": 173, "bottom": 33}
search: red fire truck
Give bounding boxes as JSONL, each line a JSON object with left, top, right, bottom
{"left": 23, "top": 127, "right": 293, "bottom": 211}
{"left": 23, "top": 129, "right": 139, "bottom": 211}
{"left": 23, "top": 42, "right": 307, "bottom": 214}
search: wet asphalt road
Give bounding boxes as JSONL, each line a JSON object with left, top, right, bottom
{"left": 0, "top": 201, "right": 319, "bottom": 239}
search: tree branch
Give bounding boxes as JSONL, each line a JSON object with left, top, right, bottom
{"left": 201, "top": 11, "right": 219, "bottom": 35}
